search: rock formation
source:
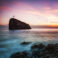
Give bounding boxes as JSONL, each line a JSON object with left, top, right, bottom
{"left": 10, "top": 43, "right": 58, "bottom": 58}
{"left": 9, "top": 18, "right": 31, "bottom": 30}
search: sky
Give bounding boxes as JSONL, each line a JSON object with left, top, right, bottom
{"left": 0, "top": 0, "right": 58, "bottom": 26}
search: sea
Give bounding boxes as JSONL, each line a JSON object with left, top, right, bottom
{"left": 0, "top": 26, "right": 58, "bottom": 58}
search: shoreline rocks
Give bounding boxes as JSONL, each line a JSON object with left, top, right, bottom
{"left": 10, "top": 43, "right": 58, "bottom": 58}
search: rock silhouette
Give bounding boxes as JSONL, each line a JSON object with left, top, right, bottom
{"left": 9, "top": 18, "right": 31, "bottom": 30}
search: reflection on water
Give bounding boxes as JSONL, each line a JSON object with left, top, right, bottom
{"left": 0, "top": 28, "right": 58, "bottom": 58}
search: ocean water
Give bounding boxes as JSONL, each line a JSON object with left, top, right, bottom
{"left": 0, "top": 27, "right": 58, "bottom": 58}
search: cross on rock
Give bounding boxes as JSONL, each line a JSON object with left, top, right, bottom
{"left": 13, "top": 16, "right": 15, "bottom": 18}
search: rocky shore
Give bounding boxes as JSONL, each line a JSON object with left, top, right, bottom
{"left": 10, "top": 42, "right": 58, "bottom": 58}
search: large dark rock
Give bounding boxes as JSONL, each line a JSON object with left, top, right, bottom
{"left": 9, "top": 18, "right": 31, "bottom": 30}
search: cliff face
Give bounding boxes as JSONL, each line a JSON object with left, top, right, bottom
{"left": 9, "top": 18, "right": 31, "bottom": 30}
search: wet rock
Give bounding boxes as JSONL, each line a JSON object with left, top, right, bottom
{"left": 31, "top": 43, "right": 46, "bottom": 58}
{"left": 20, "top": 42, "right": 31, "bottom": 45}
{"left": 10, "top": 51, "right": 30, "bottom": 58}
{"left": 10, "top": 52, "right": 22, "bottom": 58}
{"left": 9, "top": 18, "right": 31, "bottom": 30}
{"left": 31, "top": 43, "right": 45, "bottom": 50}
{"left": 54, "top": 43, "right": 58, "bottom": 56}
{"left": 38, "top": 43, "right": 45, "bottom": 49}
{"left": 55, "top": 43, "right": 58, "bottom": 49}
{"left": 45, "top": 44, "right": 56, "bottom": 54}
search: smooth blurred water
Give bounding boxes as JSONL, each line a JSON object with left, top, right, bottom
{"left": 0, "top": 27, "right": 58, "bottom": 58}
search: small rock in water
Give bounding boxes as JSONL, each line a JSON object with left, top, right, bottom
{"left": 20, "top": 42, "right": 31, "bottom": 45}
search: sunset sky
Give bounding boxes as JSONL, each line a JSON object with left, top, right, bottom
{"left": 0, "top": 0, "right": 58, "bottom": 26}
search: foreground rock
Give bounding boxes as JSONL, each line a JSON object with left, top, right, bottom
{"left": 10, "top": 51, "right": 30, "bottom": 58}
{"left": 10, "top": 43, "right": 58, "bottom": 58}
{"left": 9, "top": 18, "right": 31, "bottom": 30}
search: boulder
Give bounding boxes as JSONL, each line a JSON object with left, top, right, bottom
{"left": 9, "top": 18, "right": 31, "bottom": 30}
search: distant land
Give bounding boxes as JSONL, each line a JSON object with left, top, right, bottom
{"left": 0, "top": 25, "right": 8, "bottom": 27}
{"left": 0, "top": 25, "right": 58, "bottom": 29}
{"left": 0, "top": 25, "right": 8, "bottom": 30}
{"left": 32, "top": 25, "right": 58, "bottom": 28}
